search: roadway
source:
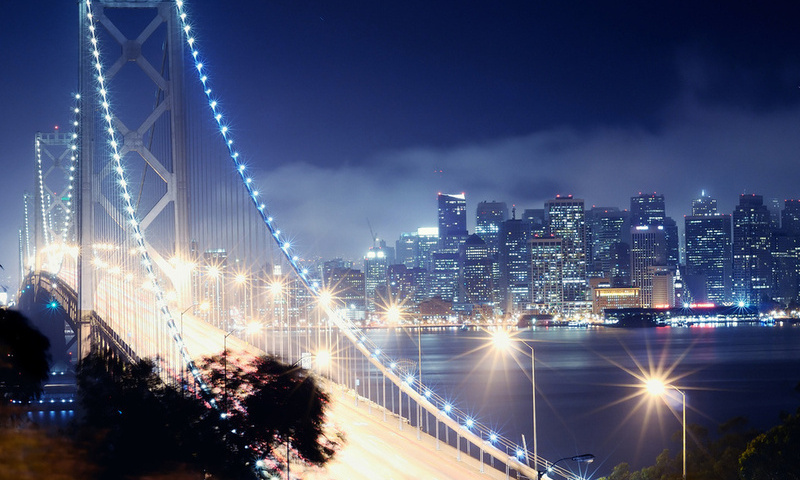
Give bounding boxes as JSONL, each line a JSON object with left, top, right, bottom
{"left": 297, "top": 387, "right": 509, "bottom": 480}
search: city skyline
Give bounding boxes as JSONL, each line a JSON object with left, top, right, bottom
{"left": 3, "top": 2, "right": 800, "bottom": 278}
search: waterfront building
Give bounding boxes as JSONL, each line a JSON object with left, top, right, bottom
{"left": 684, "top": 193, "right": 732, "bottom": 304}
{"left": 651, "top": 267, "right": 675, "bottom": 308}
{"left": 530, "top": 236, "right": 563, "bottom": 313}
{"left": 545, "top": 195, "right": 588, "bottom": 312}
{"left": 592, "top": 287, "right": 641, "bottom": 314}
{"left": 499, "top": 215, "right": 530, "bottom": 311}
{"left": 732, "top": 194, "right": 772, "bottom": 305}
{"left": 630, "top": 226, "right": 667, "bottom": 308}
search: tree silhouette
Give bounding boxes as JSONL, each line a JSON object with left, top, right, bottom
{"left": 0, "top": 309, "right": 50, "bottom": 405}
{"left": 198, "top": 353, "right": 340, "bottom": 468}
{"left": 739, "top": 408, "right": 800, "bottom": 480}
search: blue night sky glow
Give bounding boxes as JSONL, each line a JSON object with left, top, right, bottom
{"left": 2, "top": 1, "right": 800, "bottom": 273}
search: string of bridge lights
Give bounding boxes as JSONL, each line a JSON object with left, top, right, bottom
{"left": 81, "top": 0, "right": 218, "bottom": 409}
{"left": 62, "top": 93, "right": 80, "bottom": 244}
{"left": 171, "top": 1, "right": 553, "bottom": 472}
{"left": 35, "top": 137, "right": 52, "bottom": 249}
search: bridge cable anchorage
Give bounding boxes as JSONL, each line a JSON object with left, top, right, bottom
{"left": 81, "top": 0, "right": 216, "bottom": 406}
{"left": 172, "top": 1, "right": 549, "bottom": 476}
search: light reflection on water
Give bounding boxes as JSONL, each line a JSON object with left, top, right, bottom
{"left": 365, "top": 325, "right": 800, "bottom": 476}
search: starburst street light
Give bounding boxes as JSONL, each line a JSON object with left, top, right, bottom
{"left": 491, "top": 329, "right": 537, "bottom": 471}
{"left": 645, "top": 378, "right": 687, "bottom": 480}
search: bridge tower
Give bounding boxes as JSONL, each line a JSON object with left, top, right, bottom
{"left": 77, "top": 0, "right": 190, "bottom": 359}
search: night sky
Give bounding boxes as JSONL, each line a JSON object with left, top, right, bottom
{"left": 3, "top": 1, "right": 800, "bottom": 283}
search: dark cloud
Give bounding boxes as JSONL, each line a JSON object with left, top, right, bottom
{"left": 258, "top": 97, "right": 800, "bottom": 262}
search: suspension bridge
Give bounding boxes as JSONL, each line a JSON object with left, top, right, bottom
{"left": 15, "top": 2, "right": 586, "bottom": 479}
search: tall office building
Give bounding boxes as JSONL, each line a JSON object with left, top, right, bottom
{"left": 767, "top": 197, "right": 782, "bottom": 230}
{"left": 396, "top": 231, "right": 419, "bottom": 268}
{"left": 438, "top": 193, "right": 468, "bottom": 253}
{"left": 631, "top": 193, "right": 665, "bottom": 227}
{"left": 429, "top": 252, "right": 459, "bottom": 302}
{"left": 771, "top": 199, "right": 800, "bottom": 304}
{"left": 732, "top": 194, "right": 772, "bottom": 305}
{"left": 545, "top": 195, "right": 587, "bottom": 312}
{"left": 692, "top": 192, "right": 717, "bottom": 215}
{"left": 459, "top": 234, "right": 494, "bottom": 306}
{"left": 364, "top": 245, "right": 389, "bottom": 310}
{"left": 416, "top": 227, "right": 439, "bottom": 272}
{"left": 323, "top": 266, "right": 365, "bottom": 311}
{"left": 523, "top": 208, "right": 546, "bottom": 237}
{"left": 782, "top": 200, "right": 800, "bottom": 236}
{"left": 530, "top": 236, "right": 563, "bottom": 313}
{"left": 771, "top": 233, "right": 800, "bottom": 305}
{"left": 586, "top": 207, "right": 629, "bottom": 279}
{"left": 630, "top": 226, "right": 667, "bottom": 308}
{"left": 475, "top": 201, "right": 508, "bottom": 257}
{"left": 499, "top": 216, "right": 530, "bottom": 311}
{"left": 202, "top": 248, "right": 228, "bottom": 328}
{"left": 684, "top": 193, "right": 731, "bottom": 304}
{"left": 631, "top": 192, "right": 677, "bottom": 266}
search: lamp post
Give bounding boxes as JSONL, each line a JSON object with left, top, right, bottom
{"left": 492, "top": 330, "right": 537, "bottom": 471}
{"left": 646, "top": 379, "right": 687, "bottom": 480}
{"left": 178, "top": 304, "right": 195, "bottom": 390}
{"left": 538, "top": 453, "right": 595, "bottom": 480}
{"left": 223, "top": 330, "right": 235, "bottom": 417}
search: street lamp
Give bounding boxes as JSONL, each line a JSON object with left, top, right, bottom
{"left": 492, "top": 329, "right": 537, "bottom": 471}
{"left": 223, "top": 330, "right": 236, "bottom": 417}
{"left": 645, "top": 379, "right": 687, "bottom": 480}
{"left": 538, "top": 453, "right": 595, "bottom": 479}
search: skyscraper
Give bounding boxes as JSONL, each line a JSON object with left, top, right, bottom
{"left": 364, "top": 245, "right": 389, "bottom": 311}
{"left": 499, "top": 216, "right": 530, "bottom": 311}
{"left": 438, "top": 193, "right": 468, "bottom": 253}
{"left": 631, "top": 192, "right": 665, "bottom": 227}
{"left": 630, "top": 226, "right": 667, "bottom": 308}
{"left": 586, "top": 207, "right": 629, "bottom": 280}
{"left": 545, "top": 195, "right": 587, "bottom": 312}
{"left": 459, "top": 234, "right": 494, "bottom": 306}
{"left": 475, "top": 201, "right": 508, "bottom": 257}
{"left": 732, "top": 194, "right": 772, "bottom": 305}
{"left": 530, "top": 236, "right": 563, "bottom": 313}
{"left": 684, "top": 193, "right": 731, "bottom": 304}
{"left": 630, "top": 192, "right": 677, "bottom": 266}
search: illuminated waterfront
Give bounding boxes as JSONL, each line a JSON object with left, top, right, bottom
{"left": 363, "top": 324, "right": 800, "bottom": 476}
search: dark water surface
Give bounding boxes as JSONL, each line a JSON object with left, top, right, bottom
{"left": 365, "top": 325, "right": 800, "bottom": 477}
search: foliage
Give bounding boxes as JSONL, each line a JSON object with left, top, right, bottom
{"left": 199, "top": 352, "right": 340, "bottom": 467}
{"left": 739, "top": 408, "right": 800, "bottom": 480}
{"left": 76, "top": 351, "right": 235, "bottom": 479}
{"left": 75, "top": 349, "right": 339, "bottom": 479}
{"left": 598, "top": 417, "right": 760, "bottom": 480}
{"left": 0, "top": 309, "right": 50, "bottom": 404}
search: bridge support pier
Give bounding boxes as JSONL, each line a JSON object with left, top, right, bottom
{"left": 77, "top": 311, "right": 94, "bottom": 361}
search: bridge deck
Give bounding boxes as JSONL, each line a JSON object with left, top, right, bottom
{"left": 300, "top": 387, "right": 509, "bottom": 480}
